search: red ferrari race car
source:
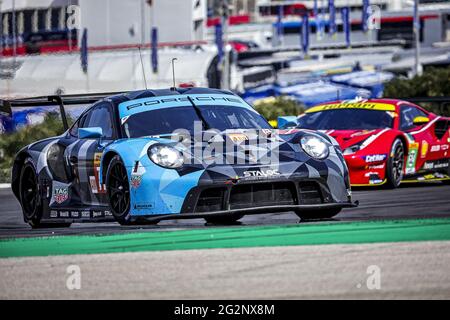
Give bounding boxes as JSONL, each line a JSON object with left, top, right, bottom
{"left": 278, "top": 99, "right": 450, "bottom": 187}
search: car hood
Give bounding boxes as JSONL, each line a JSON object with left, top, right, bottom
{"left": 325, "top": 129, "right": 383, "bottom": 150}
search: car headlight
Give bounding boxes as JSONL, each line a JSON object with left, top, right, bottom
{"left": 148, "top": 144, "right": 184, "bottom": 168}
{"left": 343, "top": 144, "right": 361, "bottom": 155}
{"left": 301, "top": 135, "right": 329, "bottom": 160}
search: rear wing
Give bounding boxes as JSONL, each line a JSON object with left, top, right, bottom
{"left": 0, "top": 91, "right": 127, "bottom": 130}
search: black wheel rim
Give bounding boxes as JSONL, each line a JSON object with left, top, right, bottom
{"left": 21, "top": 167, "right": 38, "bottom": 218}
{"left": 108, "top": 163, "right": 130, "bottom": 216}
{"left": 392, "top": 143, "right": 404, "bottom": 184}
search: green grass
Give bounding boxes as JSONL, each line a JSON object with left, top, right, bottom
{"left": 1, "top": 218, "right": 450, "bottom": 258}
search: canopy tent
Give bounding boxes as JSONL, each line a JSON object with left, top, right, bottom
{"left": 330, "top": 71, "right": 394, "bottom": 98}
{"left": 274, "top": 81, "right": 371, "bottom": 108}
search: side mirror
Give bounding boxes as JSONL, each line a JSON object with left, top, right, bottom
{"left": 78, "top": 127, "right": 103, "bottom": 139}
{"left": 277, "top": 116, "right": 298, "bottom": 129}
{"left": 413, "top": 116, "right": 430, "bottom": 126}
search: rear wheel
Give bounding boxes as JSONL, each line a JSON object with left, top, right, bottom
{"left": 20, "top": 158, "right": 71, "bottom": 228}
{"left": 204, "top": 214, "right": 244, "bottom": 225}
{"left": 385, "top": 138, "right": 405, "bottom": 189}
{"left": 294, "top": 208, "right": 341, "bottom": 221}
{"left": 106, "top": 156, "right": 132, "bottom": 225}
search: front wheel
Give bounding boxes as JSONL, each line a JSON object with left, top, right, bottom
{"left": 385, "top": 138, "right": 405, "bottom": 189}
{"left": 294, "top": 208, "right": 341, "bottom": 221}
{"left": 106, "top": 156, "right": 132, "bottom": 225}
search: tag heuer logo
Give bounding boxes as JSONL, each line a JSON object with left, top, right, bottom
{"left": 131, "top": 174, "right": 142, "bottom": 188}
{"left": 53, "top": 187, "right": 68, "bottom": 204}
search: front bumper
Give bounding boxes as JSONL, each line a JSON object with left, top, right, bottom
{"left": 344, "top": 154, "right": 387, "bottom": 186}
{"left": 133, "top": 201, "right": 358, "bottom": 223}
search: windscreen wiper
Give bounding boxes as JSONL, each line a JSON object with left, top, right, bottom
{"left": 187, "top": 96, "right": 210, "bottom": 131}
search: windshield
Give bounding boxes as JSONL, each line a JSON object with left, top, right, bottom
{"left": 122, "top": 105, "right": 271, "bottom": 138}
{"left": 297, "top": 109, "right": 394, "bottom": 130}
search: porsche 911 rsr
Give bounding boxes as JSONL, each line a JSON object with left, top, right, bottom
{"left": 278, "top": 99, "right": 450, "bottom": 188}
{"left": 4, "top": 88, "right": 356, "bottom": 228}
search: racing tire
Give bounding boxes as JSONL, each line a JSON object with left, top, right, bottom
{"left": 385, "top": 138, "right": 405, "bottom": 189}
{"left": 20, "top": 158, "right": 71, "bottom": 228}
{"left": 294, "top": 208, "right": 342, "bottom": 220}
{"left": 106, "top": 156, "right": 132, "bottom": 225}
{"left": 204, "top": 214, "right": 244, "bottom": 225}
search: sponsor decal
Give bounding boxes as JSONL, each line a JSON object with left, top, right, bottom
{"left": 92, "top": 153, "right": 106, "bottom": 194}
{"left": 306, "top": 102, "right": 396, "bottom": 113}
{"left": 364, "top": 154, "right": 387, "bottom": 163}
{"left": 130, "top": 174, "right": 142, "bottom": 189}
{"left": 81, "top": 210, "right": 91, "bottom": 218}
{"left": 423, "top": 162, "right": 434, "bottom": 170}
{"left": 59, "top": 211, "right": 70, "bottom": 218}
{"left": 228, "top": 133, "right": 248, "bottom": 143}
{"left": 123, "top": 95, "right": 242, "bottom": 112}
{"left": 53, "top": 186, "right": 69, "bottom": 204}
{"left": 430, "top": 145, "right": 440, "bottom": 152}
{"left": 369, "top": 179, "right": 384, "bottom": 185}
{"left": 365, "top": 172, "right": 379, "bottom": 177}
{"left": 50, "top": 210, "right": 58, "bottom": 218}
{"left": 243, "top": 169, "right": 281, "bottom": 179}
{"left": 89, "top": 176, "right": 98, "bottom": 193}
{"left": 430, "top": 144, "right": 449, "bottom": 152}
{"left": 425, "top": 162, "right": 449, "bottom": 170}
{"left": 368, "top": 164, "right": 385, "bottom": 170}
{"left": 104, "top": 210, "right": 112, "bottom": 216}
{"left": 405, "top": 143, "right": 419, "bottom": 175}
{"left": 131, "top": 162, "right": 146, "bottom": 189}
{"left": 70, "top": 211, "right": 80, "bottom": 218}
{"left": 92, "top": 210, "right": 103, "bottom": 218}
{"left": 421, "top": 141, "right": 428, "bottom": 158}
{"left": 135, "top": 203, "right": 154, "bottom": 210}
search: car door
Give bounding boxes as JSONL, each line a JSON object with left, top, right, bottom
{"left": 71, "top": 101, "right": 117, "bottom": 206}
{"left": 399, "top": 104, "right": 438, "bottom": 173}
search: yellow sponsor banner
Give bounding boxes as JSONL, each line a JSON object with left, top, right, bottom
{"left": 306, "top": 102, "right": 396, "bottom": 113}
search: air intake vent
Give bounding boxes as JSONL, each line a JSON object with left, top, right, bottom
{"left": 298, "top": 182, "right": 323, "bottom": 204}
{"left": 229, "top": 182, "right": 297, "bottom": 210}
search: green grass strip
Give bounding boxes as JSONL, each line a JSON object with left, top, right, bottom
{"left": 1, "top": 218, "right": 450, "bottom": 258}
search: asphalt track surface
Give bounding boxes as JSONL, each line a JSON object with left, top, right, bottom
{"left": 1, "top": 182, "right": 450, "bottom": 239}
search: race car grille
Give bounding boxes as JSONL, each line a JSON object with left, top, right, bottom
{"left": 298, "top": 182, "right": 323, "bottom": 204}
{"left": 229, "top": 182, "right": 297, "bottom": 210}
{"left": 196, "top": 188, "right": 226, "bottom": 213}
{"left": 192, "top": 181, "right": 322, "bottom": 213}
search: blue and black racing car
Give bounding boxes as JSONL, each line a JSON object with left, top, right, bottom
{"left": 1, "top": 88, "right": 356, "bottom": 228}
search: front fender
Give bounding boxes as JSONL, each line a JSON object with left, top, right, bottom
{"left": 99, "top": 138, "right": 159, "bottom": 184}
{"left": 100, "top": 137, "right": 205, "bottom": 215}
